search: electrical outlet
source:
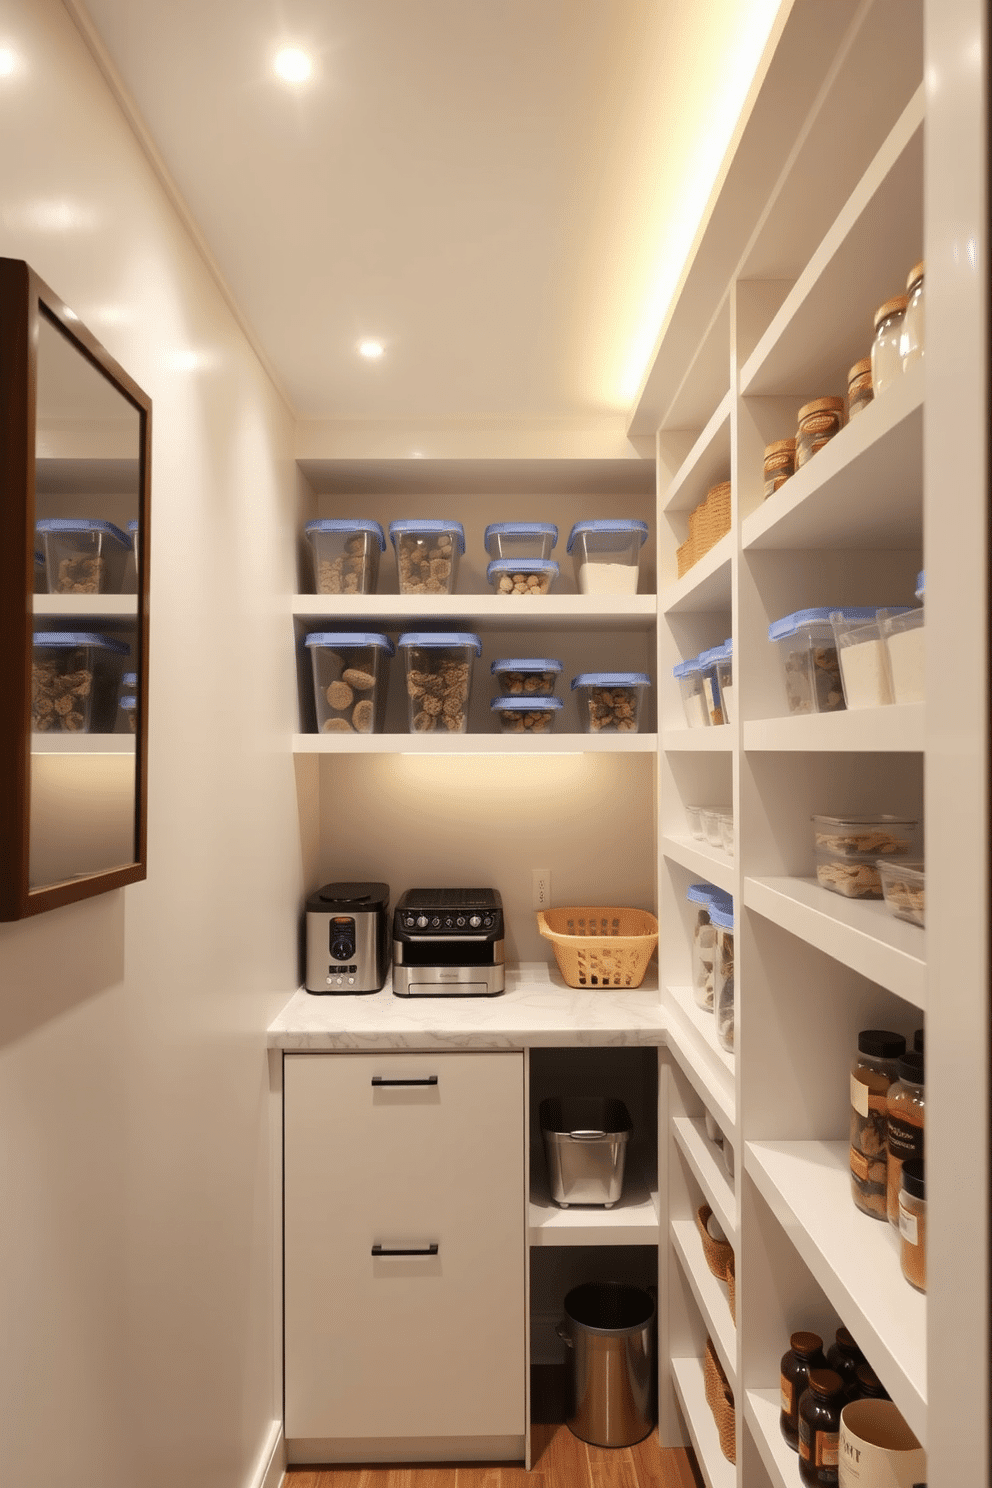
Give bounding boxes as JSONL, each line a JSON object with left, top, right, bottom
{"left": 532, "top": 868, "right": 551, "bottom": 910}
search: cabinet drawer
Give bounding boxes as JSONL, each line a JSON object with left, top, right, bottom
{"left": 284, "top": 1051, "right": 525, "bottom": 1443}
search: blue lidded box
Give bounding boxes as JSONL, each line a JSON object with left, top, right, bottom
{"left": 572, "top": 671, "right": 651, "bottom": 734}
{"left": 31, "top": 631, "right": 130, "bottom": 733}
{"left": 37, "top": 518, "right": 130, "bottom": 594}
{"left": 303, "top": 632, "right": 394, "bottom": 734}
{"left": 768, "top": 607, "right": 884, "bottom": 715}
{"left": 397, "top": 632, "right": 481, "bottom": 734}
{"left": 389, "top": 520, "right": 465, "bottom": 595}
{"left": 567, "top": 519, "right": 649, "bottom": 595}
{"left": 491, "top": 696, "right": 563, "bottom": 733}
{"left": 491, "top": 658, "right": 563, "bottom": 696}
{"left": 304, "top": 519, "right": 385, "bottom": 596}
{"left": 484, "top": 522, "right": 558, "bottom": 561}
{"left": 673, "top": 655, "right": 709, "bottom": 729}
{"left": 486, "top": 558, "right": 559, "bottom": 595}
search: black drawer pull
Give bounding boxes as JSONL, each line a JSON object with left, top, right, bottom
{"left": 370, "top": 1075, "right": 438, "bottom": 1087}
{"left": 371, "top": 1243, "right": 439, "bottom": 1257}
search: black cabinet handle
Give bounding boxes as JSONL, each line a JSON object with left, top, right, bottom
{"left": 371, "top": 1243, "right": 439, "bottom": 1257}
{"left": 370, "top": 1075, "right": 438, "bottom": 1087}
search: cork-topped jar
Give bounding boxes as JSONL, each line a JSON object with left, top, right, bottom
{"left": 764, "top": 438, "right": 796, "bottom": 498}
{"left": 871, "top": 294, "right": 908, "bottom": 395}
{"left": 796, "top": 397, "right": 845, "bottom": 468}
{"left": 847, "top": 357, "right": 873, "bottom": 419}
{"left": 901, "top": 260, "right": 925, "bottom": 370}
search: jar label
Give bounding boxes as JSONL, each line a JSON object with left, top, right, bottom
{"left": 818, "top": 1431, "right": 839, "bottom": 1468}
{"left": 899, "top": 1199, "right": 919, "bottom": 1245}
{"left": 850, "top": 1073, "right": 869, "bottom": 1117}
{"left": 849, "top": 1147, "right": 870, "bottom": 1181}
{"left": 887, "top": 1113, "right": 924, "bottom": 1163}
{"left": 781, "top": 1375, "right": 793, "bottom": 1414}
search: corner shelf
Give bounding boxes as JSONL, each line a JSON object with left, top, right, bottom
{"left": 663, "top": 986, "right": 735, "bottom": 1130}
{"left": 671, "top": 1219, "right": 736, "bottom": 1389}
{"left": 671, "top": 1116, "right": 736, "bottom": 1244}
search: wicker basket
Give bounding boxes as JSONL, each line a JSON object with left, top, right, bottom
{"left": 697, "top": 481, "right": 732, "bottom": 551}
{"left": 696, "top": 1204, "right": 733, "bottom": 1281}
{"left": 726, "top": 1251, "right": 736, "bottom": 1323}
{"left": 537, "top": 907, "right": 659, "bottom": 989}
{"left": 703, "top": 1337, "right": 737, "bottom": 1464}
{"left": 676, "top": 535, "right": 698, "bottom": 578}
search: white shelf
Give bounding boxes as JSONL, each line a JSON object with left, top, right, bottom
{"left": 743, "top": 704, "right": 924, "bottom": 753}
{"left": 662, "top": 727, "right": 734, "bottom": 754}
{"left": 292, "top": 593, "right": 656, "bottom": 632}
{"left": 671, "top": 1116, "right": 736, "bottom": 1244}
{"left": 671, "top": 1355, "right": 736, "bottom": 1488}
{"left": 745, "top": 1139, "right": 926, "bottom": 1442}
{"left": 664, "top": 986, "right": 735, "bottom": 1130}
{"left": 662, "top": 537, "right": 732, "bottom": 615}
{"left": 293, "top": 731, "right": 658, "bottom": 755}
{"left": 31, "top": 734, "right": 136, "bottom": 754}
{"left": 528, "top": 1157, "right": 659, "bottom": 1247}
{"left": 33, "top": 594, "right": 138, "bottom": 616}
{"left": 672, "top": 1219, "right": 737, "bottom": 1388}
{"left": 744, "top": 1388, "right": 796, "bottom": 1488}
{"left": 661, "top": 836, "right": 735, "bottom": 896}
{"left": 663, "top": 394, "right": 733, "bottom": 515}
{"left": 744, "top": 876, "right": 925, "bottom": 1008}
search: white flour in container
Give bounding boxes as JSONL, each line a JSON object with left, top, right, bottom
{"left": 886, "top": 626, "right": 925, "bottom": 703}
{"left": 839, "top": 637, "right": 893, "bottom": 708}
{"left": 578, "top": 560, "right": 639, "bottom": 595}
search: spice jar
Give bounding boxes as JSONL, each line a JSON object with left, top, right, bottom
{"left": 847, "top": 357, "right": 874, "bottom": 419}
{"left": 764, "top": 438, "right": 796, "bottom": 498}
{"left": 871, "top": 295, "right": 908, "bottom": 396}
{"left": 796, "top": 397, "right": 846, "bottom": 468}
{"left": 901, "top": 261, "right": 925, "bottom": 370}
{"left": 853, "top": 1362, "right": 890, "bottom": 1401}
{"left": 899, "top": 1158, "right": 926, "bottom": 1292}
{"left": 781, "top": 1332, "right": 827, "bottom": 1450}
{"left": 798, "top": 1369, "right": 845, "bottom": 1485}
{"left": 850, "top": 1029, "right": 906, "bottom": 1220}
{"left": 826, "top": 1327, "right": 865, "bottom": 1400}
{"left": 886, "top": 1050, "right": 925, "bottom": 1227}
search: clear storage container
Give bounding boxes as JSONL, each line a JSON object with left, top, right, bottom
{"left": 31, "top": 631, "right": 130, "bottom": 733}
{"left": 490, "top": 695, "right": 562, "bottom": 733}
{"left": 900, "top": 261, "right": 925, "bottom": 370}
{"left": 698, "top": 642, "right": 730, "bottom": 726}
{"left": 36, "top": 518, "right": 131, "bottom": 594}
{"left": 483, "top": 522, "right": 557, "bottom": 560}
{"left": 304, "top": 519, "right": 385, "bottom": 595}
{"left": 491, "top": 657, "right": 562, "bottom": 696}
{"left": 571, "top": 672, "right": 650, "bottom": 733}
{"left": 486, "top": 557, "right": 559, "bottom": 595}
{"left": 33, "top": 549, "right": 47, "bottom": 594}
{"left": 566, "top": 520, "right": 649, "bottom": 596}
{"left": 811, "top": 814, "right": 920, "bottom": 899}
{"left": 673, "top": 656, "right": 709, "bottom": 728}
{"left": 389, "top": 520, "right": 465, "bottom": 595}
{"left": 710, "top": 900, "right": 735, "bottom": 1052}
{"left": 117, "top": 671, "right": 138, "bottom": 733}
{"left": 847, "top": 357, "right": 874, "bottom": 419}
{"left": 397, "top": 631, "right": 481, "bottom": 734}
{"left": 769, "top": 608, "right": 881, "bottom": 715}
{"left": 871, "top": 295, "right": 908, "bottom": 396}
{"left": 539, "top": 1097, "right": 633, "bottom": 1208}
{"left": 684, "top": 804, "right": 706, "bottom": 840}
{"left": 763, "top": 439, "right": 796, "bottom": 498}
{"left": 718, "top": 811, "right": 735, "bottom": 858}
{"left": 687, "top": 882, "right": 721, "bottom": 1011}
{"left": 122, "top": 519, "right": 139, "bottom": 595}
{"left": 883, "top": 607, "right": 925, "bottom": 704}
{"left": 829, "top": 608, "right": 911, "bottom": 709}
{"left": 701, "top": 809, "right": 726, "bottom": 850}
{"left": 796, "top": 397, "right": 845, "bottom": 468}
{"left": 304, "top": 631, "right": 394, "bottom": 734}
{"left": 876, "top": 859, "right": 925, "bottom": 926}
{"left": 715, "top": 638, "right": 734, "bottom": 723}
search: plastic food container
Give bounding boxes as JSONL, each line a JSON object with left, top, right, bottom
{"left": 397, "top": 631, "right": 481, "bottom": 734}
{"left": 685, "top": 804, "right": 706, "bottom": 840}
{"left": 916, "top": 570, "right": 925, "bottom": 602}
{"left": 769, "top": 608, "right": 883, "bottom": 715}
{"left": 486, "top": 558, "right": 559, "bottom": 595}
{"left": 876, "top": 859, "right": 926, "bottom": 927}
{"left": 715, "top": 638, "right": 734, "bottom": 723}
{"left": 710, "top": 900, "right": 735, "bottom": 1052}
{"left": 304, "top": 632, "right": 394, "bottom": 734}
{"left": 571, "top": 672, "right": 651, "bottom": 733}
{"left": 701, "top": 809, "right": 726, "bottom": 850}
{"left": 566, "top": 520, "right": 649, "bottom": 596}
{"left": 829, "top": 608, "right": 911, "bottom": 709}
{"left": 483, "top": 522, "right": 557, "bottom": 560}
{"left": 389, "top": 520, "right": 465, "bottom": 595}
{"left": 118, "top": 671, "right": 138, "bottom": 733}
{"left": 719, "top": 811, "right": 735, "bottom": 857}
{"left": 539, "top": 1097, "right": 633, "bottom": 1208}
{"left": 491, "top": 658, "right": 562, "bottom": 696}
{"left": 883, "top": 607, "right": 925, "bottom": 704}
{"left": 36, "top": 518, "right": 130, "bottom": 594}
{"left": 31, "top": 631, "right": 129, "bottom": 733}
{"left": 490, "top": 696, "right": 562, "bottom": 733}
{"left": 33, "top": 549, "right": 47, "bottom": 594}
{"left": 687, "top": 882, "right": 721, "bottom": 1011}
{"left": 673, "top": 656, "right": 709, "bottom": 728}
{"left": 122, "top": 519, "right": 139, "bottom": 594}
{"left": 811, "top": 814, "right": 920, "bottom": 899}
{"left": 698, "top": 643, "right": 729, "bottom": 726}
{"left": 304, "top": 519, "right": 385, "bottom": 595}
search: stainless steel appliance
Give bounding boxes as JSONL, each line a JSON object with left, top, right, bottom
{"left": 305, "top": 881, "right": 390, "bottom": 994}
{"left": 392, "top": 887, "right": 505, "bottom": 996}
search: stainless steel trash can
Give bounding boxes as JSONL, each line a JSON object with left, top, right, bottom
{"left": 540, "top": 1097, "right": 633, "bottom": 1207}
{"left": 556, "top": 1281, "right": 655, "bottom": 1447}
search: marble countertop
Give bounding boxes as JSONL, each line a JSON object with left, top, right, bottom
{"left": 267, "top": 963, "right": 669, "bottom": 1050}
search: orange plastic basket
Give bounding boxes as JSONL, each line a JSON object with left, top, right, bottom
{"left": 537, "top": 906, "right": 659, "bottom": 988}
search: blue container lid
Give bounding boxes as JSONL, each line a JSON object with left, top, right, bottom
{"left": 122, "top": 672, "right": 138, "bottom": 688}
{"left": 32, "top": 631, "right": 130, "bottom": 654}
{"left": 491, "top": 695, "right": 563, "bottom": 712}
{"left": 916, "top": 571, "right": 925, "bottom": 600}
{"left": 571, "top": 672, "right": 651, "bottom": 689}
{"left": 487, "top": 558, "right": 559, "bottom": 577}
{"left": 768, "top": 606, "right": 883, "bottom": 641}
{"left": 566, "top": 519, "right": 649, "bottom": 553}
{"left": 397, "top": 632, "right": 482, "bottom": 655}
{"left": 491, "top": 658, "right": 563, "bottom": 674}
{"left": 388, "top": 520, "right": 466, "bottom": 555}
{"left": 673, "top": 656, "right": 704, "bottom": 678}
{"left": 34, "top": 550, "right": 44, "bottom": 564}
{"left": 304, "top": 519, "right": 386, "bottom": 551}
{"left": 698, "top": 643, "right": 731, "bottom": 667}
{"left": 484, "top": 522, "right": 558, "bottom": 549}
{"left": 36, "top": 518, "right": 129, "bottom": 548}
{"left": 120, "top": 695, "right": 137, "bottom": 711}
{"left": 686, "top": 881, "right": 719, "bottom": 905}
{"left": 303, "top": 631, "right": 395, "bottom": 654}
{"left": 709, "top": 901, "right": 735, "bottom": 931}
{"left": 127, "top": 519, "right": 139, "bottom": 535}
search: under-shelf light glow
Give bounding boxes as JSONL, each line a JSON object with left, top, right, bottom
{"left": 0, "top": 48, "right": 17, "bottom": 77}
{"left": 358, "top": 339, "right": 384, "bottom": 360}
{"left": 273, "top": 47, "right": 312, "bottom": 84}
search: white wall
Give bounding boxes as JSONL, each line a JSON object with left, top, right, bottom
{"left": 0, "top": 4, "right": 308, "bottom": 1485}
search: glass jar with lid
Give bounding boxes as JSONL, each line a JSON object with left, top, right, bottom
{"left": 886, "top": 1050, "right": 925, "bottom": 1226}
{"left": 871, "top": 295, "right": 908, "bottom": 395}
{"left": 847, "top": 357, "right": 874, "bottom": 419}
{"left": 796, "top": 397, "right": 846, "bottom": 468}
{"left": 853, "top": 1362, "right": 890, "bottom": 1401}
{"left": 826, "top": 1327, "right": 864, "bottom": 1400}
{"left": 798, "top": 1369, "right": 845, "bottom": 1485}
{"left": 781, "top": 1332, "right": 827, "bottom": 1450}
{"left": 900, "top": 260, "right": 925, "bottom": 370}
{"left": 764, "top": 438, "right": 796, "bottom": 497}
{"left": 850, "top": 1029, "right": 906, "bottom": 1220}
{"left": 899, "top": 1158, "right": 926, "bottom": 1292}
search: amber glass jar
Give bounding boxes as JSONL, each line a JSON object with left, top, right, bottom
{"left": 847, "top": 357, "right": 873, "bottom": 419}
{"left": 854, "top": 1362, "right": 890, "bottom": 1401}
{"left": 798, "top": 1369, "right": 845, "bottom": 1485}
{"left": 887, "top": 1050, "right": 925, "bottom": 1227}
{"left": 781, "top": 1332, "right": 827, "bottom": 1450}
{"left": 763, "top": 438, "right": 796, "bottom": 498}
{"left": 899, "top": 1158, "right": 926, "bottom": 1292}
{"left": 850, "top": 1029, "right": 905, "bottom": 1220}
{"left": 796, "top": 397, "right": 845, "bottom": 468}
{"left": 826, "top": 1327, "right": 864, "bottom": 1400}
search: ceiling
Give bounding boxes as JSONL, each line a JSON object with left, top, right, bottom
{"left": 76, "top": 0, "right": 781, "bottom": 435}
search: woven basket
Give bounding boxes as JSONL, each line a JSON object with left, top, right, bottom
{"left": 676, "top": 535, "right": 698, "bottom": 578}
{"left": 698, "top": 481, "right": 732, "bottom": 549}
{"left": 696, "top": 1204, "right": 733, "bottom": 1281}
{"left": 726, "top": 1251, "right": 736, "bottom": 1323}
{"left": 537, "top": 907, "right": 659, "bottom": 989}
{"left": 703, "top": 1338, "right": 736, "bottom": 1463}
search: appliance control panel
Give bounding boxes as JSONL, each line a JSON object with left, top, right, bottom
{"left": 394, "top": 888, "right": 502, "bottom": 937}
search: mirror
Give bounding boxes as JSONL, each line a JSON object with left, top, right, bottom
{"left": 0, "top": 258, "right": 151, "bottom": 920}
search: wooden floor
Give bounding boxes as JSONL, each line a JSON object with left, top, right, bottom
{"left": 285, "top": 1423, "right": 703, "bottom": 1488}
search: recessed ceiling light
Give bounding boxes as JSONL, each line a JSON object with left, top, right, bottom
{"left": 358, "top": 340, "right": 384, "bottom": 360}
{"left": 273, "top": 47, "right": 312, "bottom": 84}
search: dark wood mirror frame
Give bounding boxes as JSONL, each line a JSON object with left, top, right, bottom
{"left": 0, "top": 258, "right": 151, "bottom": 920}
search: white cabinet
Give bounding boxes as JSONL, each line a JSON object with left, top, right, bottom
{"left": 283, "top": 1050, "right": 526, "bottom": 1463}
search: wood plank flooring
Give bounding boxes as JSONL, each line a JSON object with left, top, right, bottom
{"left": 285, "top": 1424, "right": 703, "bottom": 1488}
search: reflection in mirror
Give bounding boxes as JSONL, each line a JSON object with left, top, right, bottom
{"left": 30, "top": 311, "right": 143, "bottom": 892}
